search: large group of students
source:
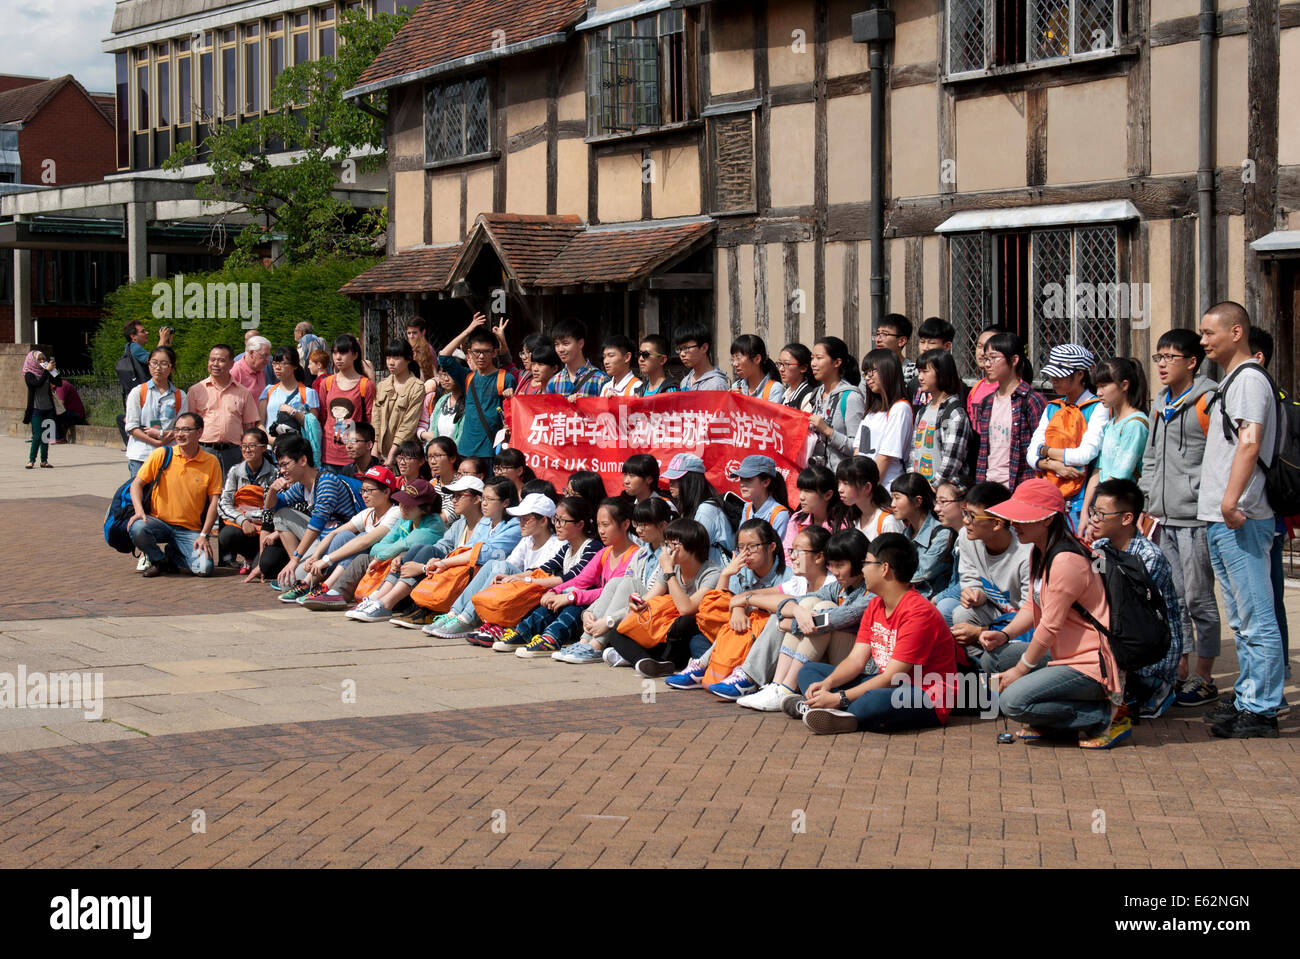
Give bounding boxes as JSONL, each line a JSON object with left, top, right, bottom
{"left": 112, "top": 300, "right": 1292, "bottom": 743}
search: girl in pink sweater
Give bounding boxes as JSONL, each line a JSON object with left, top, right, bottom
{"left": 513, "top": 498, "right": 639, "bottom": 659}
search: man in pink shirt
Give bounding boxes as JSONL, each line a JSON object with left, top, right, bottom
{"left": 230, "top": 335, "right": 272, "bottom": 394}
{"left": 187, "top": 344, "right": 261, "bottom": 474}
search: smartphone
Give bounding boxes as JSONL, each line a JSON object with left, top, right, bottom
{"left": 630, "top": 593, "right": 643, "bottom": 606}
{"left": 996, "top": 732, "right": 1016, "bottom": 744}
{"left": 811, "top": 611, "right": 831, "bottom": 630}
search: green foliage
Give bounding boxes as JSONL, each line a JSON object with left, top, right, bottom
{"left": 162, "top": 6, "right": 408, "bottom": 264}
{"left": 91, "top": 259, "right": 377, "bottom": 386}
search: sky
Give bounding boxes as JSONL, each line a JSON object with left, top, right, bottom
{"left": 2, "top": 0, "right": 118, "bottom": 93}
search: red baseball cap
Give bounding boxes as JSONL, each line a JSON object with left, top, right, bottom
{"left": 361, "top": 464, "right": 399, "bottom": 491}
{"left": 987, "top": 479, "right": 1066, "bottom": 523}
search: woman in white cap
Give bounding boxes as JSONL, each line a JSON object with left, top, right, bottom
{"left": 663, "top": 453, "right": 736, "bottom": 566}
{"left": 730, "top": 455, "right": 792, "bottom": 539}
{"left": 425, "top": 491, "right": 563, "bottom": 638}
{"left": 983, "top": 478, "right": 1129, "bottom": 749}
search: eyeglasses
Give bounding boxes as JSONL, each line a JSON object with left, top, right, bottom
{"left": 1151, "top": 353, "right": 1188, "bottom": 364}
{"left": 396, "top": 454, "right": 415, "bottom": 461}
{"left": 361, "top": 486, "right": 383, "bottom": 495}
{"left": 788, "top": 547, "right": 815, "bottom": 558}
{"left": 935, "top": 497, "right": 961, "bottom": 506}
{"left": 468, "top": 349, "right": 494, "bottom": 358}
{"left": 147, "top": 361, "right": 171, "bottom": 370}
{"left": 240, "top": 443, "right": 266, "bottom": 451}
{"left": 553, "top": 517, "right": 576, "bottom": 527}
{"left": 175, "top": 427, "right": 201, "bottom": 434}
{"left": 962, "top": 510, "right": 995, "bottom": 522}
{"left": 1087, "top": 508, "right": 1128, "bottom": 519}
{"left": 677, "top": 343, "right": 701, "bottom": 354}
{"left": 863, "top": 560, "right": 886, "bottom": 567}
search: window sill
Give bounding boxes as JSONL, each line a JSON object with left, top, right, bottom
{"left": 423, "top": 150, "right": 500, "bottom": 171}
{"left": 584, "top": 119, "right": 704, "bottom": 147}
{"left": 944, "top": 43, "right": 1138, "bottom": 84}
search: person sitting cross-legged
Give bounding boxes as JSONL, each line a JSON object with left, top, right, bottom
{"left": 792, "top": 532, "right": 969, "bottom": 734}
{"left": 128, "top": 411, "right": 223, "bottom": 577}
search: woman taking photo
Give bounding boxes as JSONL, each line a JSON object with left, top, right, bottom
{"left": 973, "top": 332, "right": 1045, "bottom": 489}
{"left": 909, "top": 349, "right": 974, "bottom": 491}
{"left": 984, "top": 479, "right": 1128, "bottom": 749}
{"left": 777, "top": 343, "right": 817, "bottom": 413}
{"left": 807, "top": 336, "right": 864, "bottom": 470}
{"left": 855, "top": 348, "right": 913, "bottom": 489}
{"left": 729, "top": 334, "right": 784, "bottom": 404}
{"left": 22, "top": 350, "right": 60, "bottom": 469}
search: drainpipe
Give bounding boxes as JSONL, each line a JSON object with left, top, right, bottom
{"left": 852, "top": 5, "right": 894, "bottom": 330}
{"left": 1197, "top": 0, "right": 1216, "bottom": 314}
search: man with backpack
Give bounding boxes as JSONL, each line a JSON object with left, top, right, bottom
{"left": 1140, "top": 329, "right": 1222, "bottom": 707}
{"left": 128, "top": 411, "right": 222, "bottom": 578}
{"left": 1197, "top": 301, "right": 1285, "bottom": 738}
{"left": 1088, "top": 479, "right": 1184, "bottom": 719}
{"left": 459, "top": 327, "right": 516, "bottom": 466}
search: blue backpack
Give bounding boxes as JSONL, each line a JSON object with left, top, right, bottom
{"left": 104, "top": 448, "right": 173, "bottom": 552}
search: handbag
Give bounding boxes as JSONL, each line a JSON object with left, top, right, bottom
{"left": 410, "top": 542, "right": 484, "bottom": 612}
{"left": 472, "top": 568, "right": 549, "bottom": 626}
{"left": 354, "top": 557, "right": 396, "bottom": 600}
{"left": 616, "top": 594, "right": 682, "bottom": 650}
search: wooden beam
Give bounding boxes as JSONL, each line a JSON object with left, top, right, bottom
{"left": 716, "top": 217, "right": 813, "bottom": 247}
{"left": 813, "top": 0, "right": 828, "bottom": 339}
{"left": 946, "top": 51, "right": 1136, "bottom": 98}
{"left": 727, "top": 246, "right": 742, "bottom": 341}
{"left": 507, "top": 123, "right": 548, "bottom": 154}
{"left": 1170, "top": 217, "right": 1197, "bottom": 329}
{"left": 1026, "top": 88, "right": 1048, "bottom": 187}
{"left": 556, "top": 119, "right": 587, "bottom": 139}
{"left": 905, "top": 237, "right": 923, "bottom": 330}
{"left": 1127, "top": 0, "right": 1152, "bottom": 177}
{"left": 423, "top": 169, "right": 432, "bottom": 245}
{"left": 1245, "top": 0, "right": 1281, "bottom": 360}
{"left": 642, "top": 148, "right": 653, "bottom": 220}
{"left": 754, "top": 243, "right": 770, "bottom": 342}
{"left": 754, "top": 1, "right": 772, "bottom": 214}
{"left": 783, "top": 240, "right": 800, "bottom": 343}
{"left": 547, "top": 54, "right": 558, "bottom": 216}
{"left": 770, "top": 81, "right": 815, "bottom": 108}
{"left": 844, "top": 241, "right": 860, "bottom": 353}
{"left": 889, "top": 63, "right": 938, "bottom": 90}
{"left": 493, "top": 69, "right": 507, "bottom": 214}
{"left": 648, "top": 273, "right": 716, "bottom": 290}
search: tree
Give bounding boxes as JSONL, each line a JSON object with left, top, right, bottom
{"left": 164, "top": 6, "right": 409, "bottom": 265}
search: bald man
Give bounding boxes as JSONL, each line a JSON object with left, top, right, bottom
{"left": 1197, "top": 301, "right": 1284, "bottom": 738}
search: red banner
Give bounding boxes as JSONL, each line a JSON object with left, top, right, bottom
{"left": 507, "top": 393, "right": 812, "bottom": 500}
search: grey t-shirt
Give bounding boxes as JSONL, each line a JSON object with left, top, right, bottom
{"left": 1198, "top": 360, "right": 1277, "bottom": 523}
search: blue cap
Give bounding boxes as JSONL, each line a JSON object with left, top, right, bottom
{"left": 662, "top": 453, "right": 706, "bottom": 480}
{"left": 727, "top": 455, "right": 778, "bottom": 480}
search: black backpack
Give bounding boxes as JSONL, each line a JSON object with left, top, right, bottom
{"left": 115, "top": 344, "right": 148, "bottom": 397}
{"left": 1209, "top": 363, "right": 1300, "bottom": 518}
{"left": 1045, "top": 540, "right": 1172, "bottom": 679}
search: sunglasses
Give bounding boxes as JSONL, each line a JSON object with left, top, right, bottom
{"left": 639, "top": 351, "right": 663, "bottom": 360}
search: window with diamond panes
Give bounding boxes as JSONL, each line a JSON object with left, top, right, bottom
{"left": 424, "top": 74, "right": 490, "bottom": 163}
{"left": 947, "top": 0, "right": 1118, "bottom": 76}
{"left": 949, "top": 233, "right": 990, "bottom": 379}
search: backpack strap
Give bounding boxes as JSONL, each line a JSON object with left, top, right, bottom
{"left": 139, "top": 383, "right": 149, "bottom": 408}
{"left": 297, "top": 383, "right": 309, "bottom": 406}
{"left": 1194, "top": 393, "right": 1212, "bottom": 436}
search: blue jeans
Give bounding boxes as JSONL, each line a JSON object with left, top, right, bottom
{"left": 128, "top": 458, "right": 144, "bottom": 478}
{"left": 933, "top": 577, "right": 962, "bottom": 626}
{"left": 796, "top": 661, "right": 940, "bottom": 732}
{"left": 997, "top": 664, "right": 1110, "bottom": 732}
{"left": 295, "top": 529, "right": 358, "bottom": 581}
{"left": 515, "top": 601, "right": 587, "bottom": 644}
{"left": 1269, "top": 522, "right": 1291, "bottom": 678}
{"left": 978, "top": 639, "right": 1049, "bottom": 674}
{"left": 1207, "top": 519, "right": 1285, "bottom": 716}
{"left": 449, "top": 560, "right": 521, "bottom": 620}
{"left": 130, "top": 517, "right": 215, "bottom": 576}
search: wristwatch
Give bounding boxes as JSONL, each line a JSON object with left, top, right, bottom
{"left": 838, "top": 691, "right": 851, "bottom": 710}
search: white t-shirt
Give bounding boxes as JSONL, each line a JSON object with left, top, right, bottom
{"left": 858, "top": 507, "right": 907, "bottom": 540}
{"left": 260, "top": 382, "right": 320, "bottom": 431}
{"left": 1198, "top": 360, "right": 1278, "bottom": 522}
{"left": 854, "top": 400, "right": 914, "bottom": 489}
{"left": 343, "top": 504, "right": 401, "bottom": 535}
{"left": 507, "top": 533, "right": 565, "bottom": 571}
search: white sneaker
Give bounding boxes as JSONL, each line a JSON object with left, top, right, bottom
{"left": 737, "top": 683, "right": 796, "bottom": 712}
{"left": 345, "top": 599, "right": 378, "bottom": 621}
{"left": 602, "top": 646, "right": 630, "bottom": 668}
{"left": 136, "top": 555, "right": 150, "bottom": 571}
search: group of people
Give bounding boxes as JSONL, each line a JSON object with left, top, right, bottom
{"left": 111, "top": 301, "right": 1290, "bottom": 743}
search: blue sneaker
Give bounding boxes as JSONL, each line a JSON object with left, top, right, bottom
{"left": 664, "top": 658, "right": 706, "bottom": 690}
{"left": 708, "top": 668, "right": 758, "bottom": 701}
{"left": 557, "top": 643, "right": 603, "bottom": 664}
{"left": 1138, "top": 683, "right": 1178, "bottom": 720}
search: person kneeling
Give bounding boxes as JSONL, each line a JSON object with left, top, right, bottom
{"left": 794, "top": 533, "right": 967, "bottom": 735}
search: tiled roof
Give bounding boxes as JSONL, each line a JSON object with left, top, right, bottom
{"left": 461, "top": 213, "right": 584, "bottom": 288}
{"left": 535, "top": 219, "right": 716, "bottom": 287}
{"left": 339, "top": 244, "right": 462, "bottom": 296}
{"left": 0, "top": 75, "right": 75, "bottom": 124}
{"left": 353, "top": 0, "right": 588, "bottom": 93}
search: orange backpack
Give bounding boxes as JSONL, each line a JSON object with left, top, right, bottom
{"left": 1041, "top": 397, "right": 1102, "bottom": 498}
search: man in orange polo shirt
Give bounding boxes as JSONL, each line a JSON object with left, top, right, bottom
{"left": 187, "top": 344, "right": 260, "bottom": 475}
{"left": 129, "top": 411, "right": 223, "bottom": 577}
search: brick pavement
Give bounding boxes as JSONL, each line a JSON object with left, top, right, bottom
{"left": 4, "top": 437, "right": 1300, "bottom": 867}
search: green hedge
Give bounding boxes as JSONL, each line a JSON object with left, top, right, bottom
{"left": 92, "top": 259, "right": 377, "bottom": 387}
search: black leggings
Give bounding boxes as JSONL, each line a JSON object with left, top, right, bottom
{"left": 217, "top": 526, "right": 260, "bottom": 564}
{"left": 606, "top": 615, "right": 698, "bottom": 667}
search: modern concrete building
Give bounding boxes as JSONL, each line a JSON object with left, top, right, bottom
{"left": 341, "top": 0, "right": 1300, "bottom": 393}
